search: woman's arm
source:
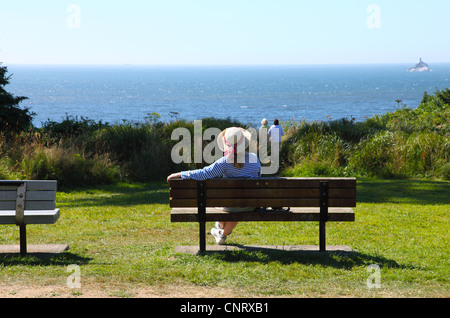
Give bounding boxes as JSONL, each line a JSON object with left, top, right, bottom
{"left": 167, "top": 157, "right": 227, "bottom": 183}
{"left": 167, "top": 172, "right": 182, "bottom": 183}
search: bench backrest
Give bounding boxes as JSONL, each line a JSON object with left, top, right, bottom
{"left": 170, "top": 177, "right": 356, "bottom": 208}
{"left": 0, "top": 180, "right": 57, "bottom": 210}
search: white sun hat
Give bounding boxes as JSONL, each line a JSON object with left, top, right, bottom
{"left": 217, "top": 127, "right": 252, "bottom": 154}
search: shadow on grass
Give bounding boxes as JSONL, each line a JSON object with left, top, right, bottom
{"left": 200, "top": 247, "right": 417, "bottom": 270}
{"left": 357, "top": 178, "right": 450, "bottom": 205}
{"left": 0, "top": 252, "right": 93, "bottom": 267}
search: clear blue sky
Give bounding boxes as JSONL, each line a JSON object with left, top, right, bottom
{"left": 1, "top": 0, "right": 449, "bottom": 65}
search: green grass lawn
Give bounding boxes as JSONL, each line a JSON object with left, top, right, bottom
{"left": 0, "top": 178, "right": 448, "bottom": 298}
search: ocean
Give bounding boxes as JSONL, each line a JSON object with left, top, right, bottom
{"left": 7, "top": 64, "right": 450, "bottom": 128}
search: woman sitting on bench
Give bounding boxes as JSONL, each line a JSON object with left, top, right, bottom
{"left": 167, "top": 127, "right": 261, "bottom": 245}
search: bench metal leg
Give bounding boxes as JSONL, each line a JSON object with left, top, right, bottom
{"left": 319, "top": 221, "right": 326, "bottom": 252}
{"left": 19, "top": 225, "right": 27, "bottom": 255}
{"left": 198, "top": 182, "right": 206, "bottom": 254}
{"left": 199, "top": 222, "right": 206, "bottom": 253}
{"left": 319, "top": 181, "right": 328, "bottom": 252}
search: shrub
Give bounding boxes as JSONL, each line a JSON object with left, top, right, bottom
{"left": 20, "top": 145, "right": 121, "bottom": 187}
{"left": 90, "top": 122, "right": 176, "bottom": 181}
{"left": 401, "top": 132, "right": 449, "bottom": 177}
{"left": 439, "top": 162, "right": 450, "bottom": 180}
{"left": 41, "top": 114, "right": 109, "bottom": 140}
{"left": 348, "top": 131, "right": 398, "bottom": 178}
{"left": 282, "top": 157, "right": 344, "bottom": 177}
{"left": 0, "top": 158, "right": 20, "bottom": 179}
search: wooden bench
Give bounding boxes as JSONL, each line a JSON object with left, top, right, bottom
{"left": 170, "top": 177, "right": 356, "bottom": 253}
{"left": 0, "top": 180, "right": 61, "bottom": 255}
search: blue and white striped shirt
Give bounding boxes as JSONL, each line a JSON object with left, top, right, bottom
{"left": 181, "top": 152, "right": 261, "bottom": 180}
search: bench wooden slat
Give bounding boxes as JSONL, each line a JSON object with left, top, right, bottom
{"left": 169, "top": 177, "right": 356, "bottom": 189}
{"left": 0, "top": 190, "right": 56, "bottom": 201}
{"left": 0, "top": 209, "right": 60, "bottom": 225}
{"left": 170, "top": 188, "right": 356, "bottom": 199}
{"left": 171, "top": 207, "right": 355, "bottom": 222}
{"left": 0, "top": 180, "right": 57, "bottom": 191}
{"left": 0, "top": 201, "right": 56, "bottom": 210}
{"left": 170, "top": 198, "right": 356, "bottom": 208}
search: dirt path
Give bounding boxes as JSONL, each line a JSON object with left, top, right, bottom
{"left": 0, "top": 282, "right": 239, "bottom": 298}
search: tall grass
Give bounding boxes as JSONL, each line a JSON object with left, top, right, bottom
{"left": 20, "top": 145, "right": 121, "bottom": 187}
{"left": 0, "top": 131, "right": 121, "bottom": 186}
{"left": 86, "top": 117, "right": 244, "bottom": 181}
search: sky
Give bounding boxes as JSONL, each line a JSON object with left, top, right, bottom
{"left": 1, "top": 0, "right": 449, "bottom": 65}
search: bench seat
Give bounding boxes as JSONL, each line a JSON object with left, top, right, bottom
{"left": 171, "top": 207, "right": 354, "bottom": 222}
{"left": 0, "top": 209, "right": 60, "bottom": 225}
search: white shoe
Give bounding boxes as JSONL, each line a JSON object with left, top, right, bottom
{"left": 211, "top": 228, "right": 226, "bottom": 245}
{"left": 215, "top": 222, "right": 232, "bottom": 235}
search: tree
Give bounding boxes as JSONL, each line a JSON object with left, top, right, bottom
{"left": 0, "top": 63, "right": 34, "bottom": 132}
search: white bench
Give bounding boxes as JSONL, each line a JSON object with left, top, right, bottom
{"left": 0, "top": 180, "right": 61, "bottom": 255}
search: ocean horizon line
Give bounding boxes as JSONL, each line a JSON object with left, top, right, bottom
{"left": 6, "top": 62, "right": 450, "bottom": 68}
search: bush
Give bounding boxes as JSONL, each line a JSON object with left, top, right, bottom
{"left": 20, "top": 145, "right": 121, "bottom": 187}
{"left": 401, "top": 132, "right": 449, "bottom": 177}
{"left": 41, "top": 114, "right": 109, "bottom": 140}
{"left": 282, "top": 157, "right": 344, "bottom": 177}
{"left": 90, "top": 122, "right": 177, "bottom": 181}
{"left": 439, "top": 162, "right": 450, "bottom": 180}
{"left": 0, "top": 158, "right": 20, "bottom": 179}
{"left": 349, "top": 131, "right": 403, "bottom": 178}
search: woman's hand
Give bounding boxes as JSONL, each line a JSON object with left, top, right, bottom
{"left": 167, "top": 172, "right": 182, "bottom": 183}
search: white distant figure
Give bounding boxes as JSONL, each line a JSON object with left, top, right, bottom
{"left": 268, "top": 118, "right": 285, "bottom": 156}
